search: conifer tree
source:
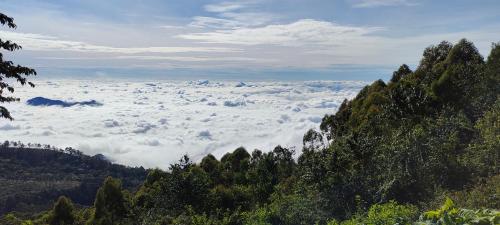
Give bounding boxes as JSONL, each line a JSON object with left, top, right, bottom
{"left": 89, "top": 177, "right": 128, "bottom": 225}
{"left": 49, "top": 196, "right": 76, "bottom": 225}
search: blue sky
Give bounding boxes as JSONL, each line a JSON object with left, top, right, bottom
{"left": 2, "top": 0, "right": 500, "bottom": 81}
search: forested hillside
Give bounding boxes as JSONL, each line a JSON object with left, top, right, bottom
{"left": 1, "top": 39, "right": 499, "bottom": 225}
{"left": 0, "top": 142, "right": 147, "bottom": 216}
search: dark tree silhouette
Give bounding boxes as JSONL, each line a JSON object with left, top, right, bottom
{"left": 390, "top": 64, "right": 412, "bottom": 83}
{"left": 89, "top": 177, "right": 129, "bottom": 225}
{"left": 49, "top": 196, "right": 76, "bottom": 225}
{"left": 0, "top": 13, "right": 37, "bottom": 120}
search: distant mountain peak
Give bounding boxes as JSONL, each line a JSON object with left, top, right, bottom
{"left": 26, "top": 97, "right": 102, "bottom": 107}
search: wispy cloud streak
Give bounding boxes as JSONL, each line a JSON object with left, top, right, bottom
{"left": 180, "top": 19, "right": 383, "bottom": 46}
{"left": 351, "top": 0, "right": 418, "bottom": 8}
{"left": 0, "top": 31, "right": 240, "bottom": 54}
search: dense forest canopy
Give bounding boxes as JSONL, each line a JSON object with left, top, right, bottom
{"left": 1, "top": 39, "right": 499, "bottom": 224}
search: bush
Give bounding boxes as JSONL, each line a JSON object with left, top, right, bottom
{"left": 331, "top": 201, "right": 418, "bottom": 225}
{"left": 417, "top": 198, "right": 499, "bottom": 225}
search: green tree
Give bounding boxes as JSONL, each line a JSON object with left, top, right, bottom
{"left": 463, "top": 99, "right": 500, "bottom": 177}
{"left": 88, "top": 177, "right": 129, "bottom": 225}
{"left": 49, "top": 196, "right": 76, "bottom": 225}
{"left": 417, "top": 41, "right": 452, "bottom": 73}
{"left": 390, "top": 64, "right": 413, "bottom": 83}
{"left": 0, "top": 13, "right": 37, "bottom": 120}
{"left": 432, "top": 39, "right": 484, "bottom": 110}
{"left": 221, "top": 147, "right": 251, "bottom": 185}
{"left": 200, "top": 154, "right": 222, "bottom": 185}
{"left": 303, "top": 129, "right": 325, "bottom": 151}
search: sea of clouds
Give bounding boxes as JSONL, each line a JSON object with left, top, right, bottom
{"left": 0, "top": 79, "right": 366, "bottom": 169}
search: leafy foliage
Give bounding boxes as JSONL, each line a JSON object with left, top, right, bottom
{"left": 417, "top": 198, "right": 499, "bottom": 225}
{"left": 0, "top": 13, "right": 37, "bottom": 120}
{"left": 88, "top": 177, "right": 130, "bottom": 225}
{"left": 330, "top": 201, "right": 418, "bottom": 225}
{"left": 47, "top": 196, "right": 76, "bottom": 225}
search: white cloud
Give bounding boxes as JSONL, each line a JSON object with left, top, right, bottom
{"left": 223, "top": 98, "right": 250, "bottom": 107}
{"left": 0, "top": 79, "right": 366, "bottom": 168}
{"left": 191, "top": 0, "right": 275, "bottom": 29}
{"left": 219, "top": 12, "right": 276, "bottom": 27}
{"left": 0, "top": 124, "right": 21, "bottom": 130}
{"left": 179, "top": 19, "right": 382, "bottom": 46}
{"left": 132, "top": 121, "right": 157, "bottom": 134}
{"left": 189, "top": 16, "right": 245, "bottom": 29}
{"left": 204, "top": 2, "right": 248, "bottom": 13}
{"left": 179, "top": 20, "right": 499, "bottom": 67}
{"left": 351, "top": 0, "right": 418, "bottom": 8}
{"left": 103, "top": 119, "right": 121, "bottom": 128}
{"left": 116, "top": 55, "right": 256, "bottom": 62}
{"left": 139, "top": 139, "right": 161, "bottom": 146}
{"left": 0, "top": 31, "right": 240, "bottom": 54}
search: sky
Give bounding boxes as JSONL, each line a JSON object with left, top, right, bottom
{"left": 1, "top": 0, "right": 500, "bottom": 80}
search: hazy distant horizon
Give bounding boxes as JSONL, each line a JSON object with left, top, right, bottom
{"left": 32, "top": 65, "right": 397, "bottom": 82}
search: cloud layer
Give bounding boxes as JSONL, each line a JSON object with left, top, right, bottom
{"left": 0, "top": 79, "right": 366, "bottom": 168}
{"left": 179, "top": 19, "right": 382, "bottom": 46}
{"left": 0, "top": 31, "right": 239, "bottom": 54}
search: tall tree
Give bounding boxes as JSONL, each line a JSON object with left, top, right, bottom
{"left": 390, "top": 64, "right": 412, "bottom": 83}
{"left": 89, "top": 177, "right": 129, "bottom": 225}
{"left": 0, "top": 13, "right": 37, "bottom": 120}
{"left": 49, "top": 196, "right": 76, "bottom": 225}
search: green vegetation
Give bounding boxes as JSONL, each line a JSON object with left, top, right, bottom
{"left": 417, "top": 198, "right": 498, "bottom": 225}
{"left": 327, "top": 201, "right": 419, "bottom": 225}
{"left": 48, "top": 196, "right": 76, "bottom": 225}
{"left": 1, "top": 39, "right": 498, "bottom": 224}
{"left": 0, "top": 143, "right": 147, "bottom": 216}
